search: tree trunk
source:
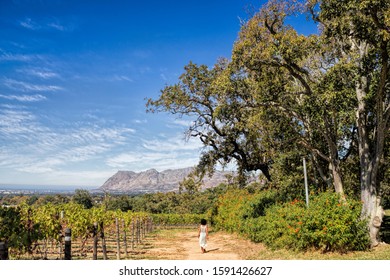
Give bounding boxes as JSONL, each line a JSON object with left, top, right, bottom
{"left": 354, "top": 41, "right": 386, "bottom": 246}
{"left": 361, "top": 171, "right": 385, "bottom": 247}
{"left": 329, "top": 161, "right": 344, "bottom": 195}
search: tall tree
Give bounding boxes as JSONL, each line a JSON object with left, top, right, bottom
{"left": 307, "top": 0, "right": 390, "bottom": 246}
{"left": 233, "top": 0, "right": 355, "bottom": 195}
{"left": 146, "top": 60, "right": 272, "bottom": 184}
{"left": 234, "top": 0, "right": 389, "bottom": 246}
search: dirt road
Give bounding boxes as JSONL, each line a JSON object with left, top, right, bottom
{"left": 141, "top": 229, "right": 265, "bottom": 260}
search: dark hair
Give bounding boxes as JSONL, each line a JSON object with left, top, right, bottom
{"left": 200, "top": 218, "right": 207, "bottom": 225}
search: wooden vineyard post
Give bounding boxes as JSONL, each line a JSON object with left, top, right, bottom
{"left": 135, "top": 218, "right": 139, "bottom": 244}
{"left": 0, "top": 242, "right": 9, "bottom": 260}
{"left": 93, "top": 222, "right": 98, "bottom": 260}
{"left": 149, "top": 218, "right": 153, "bottom": 233}
{"left": 122, "top": 219, "right": 128, "bottom": 258}
{"left": 115, "top": 218, "right": 120, "bottom": 260}
{"left": 143, "top": 219, "right": 146, "bottom": 239}
{"left": 59, "top": 211, "right": 64, "bottom": 260}
{"left": 58, "top": 232, "right": 63, "bottom": 260}
{"left": 100, "top": 222, "right": 107, "bottom": 260}
{"left": 131, "top": 220, "right": 135, "bottom": 251}
{"left": 137, "top": 218, "right": 141, "bottom": 244}
{"left": 64, "top": 228, "right": 71, "bottom": 260}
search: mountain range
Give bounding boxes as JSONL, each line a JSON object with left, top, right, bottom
{"left": 100, "top": 167, "right": 231, "bottom": 193}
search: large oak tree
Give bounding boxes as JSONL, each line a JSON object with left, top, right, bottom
{"left": 147, "top": 0, "right": 389, "bottom": 246}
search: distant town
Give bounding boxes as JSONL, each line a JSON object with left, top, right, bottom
{"left": 0, "top": 184, "right": 99, "bottom": 195}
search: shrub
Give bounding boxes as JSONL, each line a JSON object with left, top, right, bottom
{"left": 299, "top": 192, "right": 369, "bottom": 252}
{"left": 243, "top": 199, "right": 306, "bottom": 250}
{"left": 244, "top": 192, "right": 370, "bottom": 252}
{"left": 213, "top": 188, "right": 250, "bottom": 232}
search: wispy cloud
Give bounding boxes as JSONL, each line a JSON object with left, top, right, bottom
{"left": 19, "top": 17, "right": 71, "bottom": 32}
{"left": 109, "top": 75, "right": 133, "bottom": 82}
{"left": 3, "top": 78, "right": 63, "bottom": 92}
{"left": 0, "top": 94, "right": 47, "bottom": 102}
{"left": 19, "top": 68, "right": 59, "bottom": 79}
{"left": 0, "top": 107, "right": 137, "bottom": 179}
{"left": 48, "top": 22, "right": 65, "bottom": 31}
{"left": 160, "top": 73, "right": 167, "bottom": 81}
{"left": 171, "top": 119, "right": 194, "bottom": 127}
{"left": 0, "top": 49, "right": 34, "bottom": 62}
{"left": 20, "top": 18, "right": 40, "bottom": 30}
{"left": 107, "top": 133, "right": 202, "bottom": 171}
{"left": 142, "top": 134, "right": 202, "bottom": 152}
{"left": 133, "top": 119, "right": 148, "bottom": 124}
{"left": 106, "top": 151, "right": 199, "bottom": 172}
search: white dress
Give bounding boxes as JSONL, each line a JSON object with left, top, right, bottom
{"left": 199, "top": 225, "right": 207, "bottom": 248}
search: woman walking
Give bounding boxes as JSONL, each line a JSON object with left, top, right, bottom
{"left": 198, "top": 219, "right": 208, "bottom": 253}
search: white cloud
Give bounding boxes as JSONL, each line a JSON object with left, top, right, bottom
{"left": 0, "top": 50, "right": 33, "bottom": 62}
{"left": 21, "top": 68, "right": 59, "bottom": 79}
{"left": 133, "top": 119, "right": 147, "bottom": 124}
{"left": 0, "top": 94, "right": 47, "bottom": 102}
{"left": 142, "top": 134, "right": 202, "bottom": 152}
{"left": 20, "top": 18, "right": 40, "bottom": 30}
{"left": 106, "top": 151, "right": 199, "bottom": 172}
{"left": 19, "top": 17, "right": 70, "bottom": 32}
{"left": 160, "top": 73, "right": 167, "bottom": 81}
{"left": 0, "top": 107, "right": 137, "bottom": 181}
{"left": 110, "top": 75, "right": 133, "bottom": 82}
{"left": 171, "top": 119, "right": 194, "bottom": 127}
{"left": 48, "top": 22, "right": 65, "bottom": 31}
{"left": 106, "top": 133, "right": 202, "bottom": 171}
{"left": 3, "top": 78, "right": 63, "bottom": 92}
{"left": 0, "top": 108, "right": 46, "bottom": 137}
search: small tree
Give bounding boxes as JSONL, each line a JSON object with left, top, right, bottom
{"left": 73, "top": 189, "right": 93, "bottom": 209}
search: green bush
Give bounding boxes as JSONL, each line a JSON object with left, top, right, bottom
{"left": 243, "top": 199, "right": 306, "bottom": 250}
{"left": 213, "top": 188, "right": 279, "bottom": 233}
{"left": 213, "top": 188, "right": 250, "bottom": 232}
{"left": 299, "top": 192, "right": 369, "bottom": 252}
{"left": 243, "top": 192, "right": 370, "bottom": 252}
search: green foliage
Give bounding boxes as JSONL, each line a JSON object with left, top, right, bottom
{"left": 32, "top": 203, "right": 62, "bottom": 241}
{"left": 240, "top": 192, "right": 370, "bottom": 252}
{"left": 106, "top": 195, "right": 133, "bottom": 212}
{"left": 244, "top": 199, "right": 306, "bottom": 250}
{"left": 146, "top": 59, "right": 272, "bottom": 185}
{"left": 213, "top": 188, "right": 250, "bottom": 232}
{"left": 0, "top": 205, "right": 42, "bottom": 254}
{"left": 151, "top": 213, "right": 204, "bottom": 225}
{"left": 213, "top": 188, "right": 280, "bottom": 232}
{"left": 125, "top": 184, "right": 229, "bottom": 215}
{"left": 299, "top": 193, "right": 369, "bottom": 251}
{"left": 0, "top": 206, "right": 30, "bottom": 251}
{"left": 72, "top": 189, "right": 93, "bottom": 209}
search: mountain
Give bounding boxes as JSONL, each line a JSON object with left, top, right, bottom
{"left": 100, "top": 167, "right": 230, "bottom": 193}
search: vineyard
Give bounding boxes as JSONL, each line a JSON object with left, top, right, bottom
{"left": 0, "top": 203, "right": 203, "bottom": 260}
{"left": 1, "top": 188, "right": 390, "bottom": 260}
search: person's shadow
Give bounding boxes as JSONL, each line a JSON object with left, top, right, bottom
{"left": 205, "top": 248, "right": 219, "bottom": 253}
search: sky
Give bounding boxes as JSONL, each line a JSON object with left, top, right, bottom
{"left": 0, "top": 0, "right": 316, "bottom": 187}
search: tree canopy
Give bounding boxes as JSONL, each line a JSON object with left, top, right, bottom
{"left": 146, "top": 0, "right": 389, "bottom": 246}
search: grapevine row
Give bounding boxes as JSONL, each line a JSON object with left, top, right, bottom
{"left": 0, "top": 203, "right": 204, "bottom": 259}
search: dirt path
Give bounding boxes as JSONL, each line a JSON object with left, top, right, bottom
{"left": 182, "top": 231, "right": 239, "bottom": 260}
{"left": 140, "top": 228, "right": 266, "bottom": 260}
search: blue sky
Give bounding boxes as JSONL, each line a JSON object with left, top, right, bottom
{"left": 0, "top": 0, "right": 315, "bottom": 187}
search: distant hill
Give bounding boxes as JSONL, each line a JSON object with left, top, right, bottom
{"left": 100, "top": 167, "right": 231, "bottom": 194}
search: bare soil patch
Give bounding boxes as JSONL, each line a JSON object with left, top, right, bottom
{"left": 136, "top": 228, "right": 266, "bottom": 260}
